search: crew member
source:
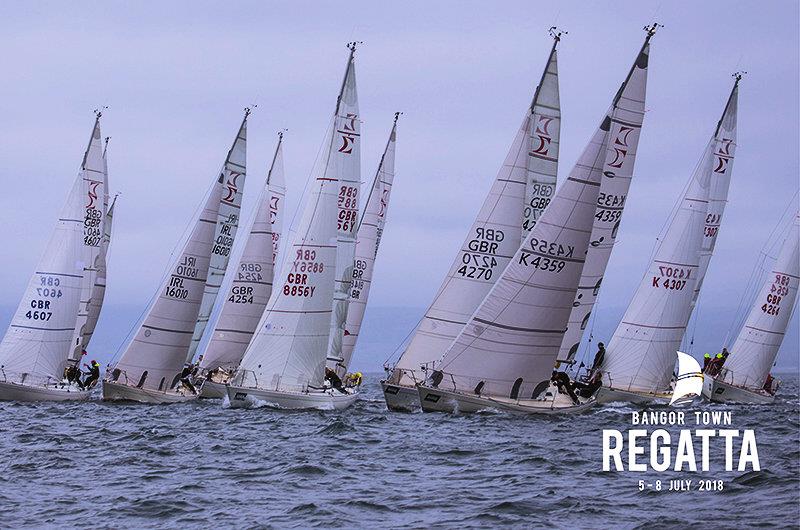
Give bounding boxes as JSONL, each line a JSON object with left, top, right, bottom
{"left": 82, "top": 360, "right": 101, "bottom": 390}
{"left": 702, "top": 353, "right": 712, "bottom": 372}
{"left": 324, "top": 367, "right": 347, "bottom": 394}
{"left": 551, "top": 370, "right": 579, "bottom": 405}
{"left": 590, "top": 343, "right": 606, "bottom": 375}
{"left": 179, "top": 363, "right": 198, "bottom": 394}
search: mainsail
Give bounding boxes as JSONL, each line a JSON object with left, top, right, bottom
{"left": 431, "top": 28, "right": 655, "bottom": 399}
{"left": 81, "top": 195, "right": 117, "bottom": 350}
{"left": 601, "top": 78, "right": 739, "bottom": 394}
{"left": 556, "top": 32, "right": 652, "bottom": 365}
{"left": 200, "top": 132, "right": 287, "bottom": 372}
{"left": 691, "top": 76, "right": 740, "bottom": 308}
{"left": 236, "top": 45, "right": 361, "bottom": 393}
{"left": 0, "top": 116, "right": 106, "bottom": 381}
{"left": 186, "top": 110, "right": 249, "bottom": 361}
{"left": 721, "top": 213, "right": 799, "bottom": 390}
{"left": 111, "top": 144, "right": 230, "bottom": 392}
{"left": 334, "top": 114, "right": 400, "bottom": 375}
{"left": 391, "top": 32, "right": 562, "bottom": 387}
{"left": 325, "top": 47, "right": 362, "bottom": 370}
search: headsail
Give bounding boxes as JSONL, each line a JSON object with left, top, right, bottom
{"left": 721, "top": 213, "right": 799, "bottom": 390}
{"left": 199, "top": 132, "right": 287, "bottom": 372}
{"left": 334, "top": 113, "right": 400, "bottom": 375}
{"left": 601, "top": 76, "right": 739, "bottom": 394}
{"left": 691, "top": 75, "right": 741, "bottom": 308}
{"left": 0, "top": 116, "right": 105, "bottom": 381}
{"left": 391, "top": 32, "right": 562, "bottom": 387}
{"left": 186, "top": 110, "right": 249, "bottom": 361}
{"left": 236, "top": 45, "right": 361, "bottom": 393}
{"left": 111, "top": 159, "right": 226, "bottom": 392}
{"left": 556, "top": 30, "right": 652, "bottom": 365}
{"left": 430, "top": 28, "right": 654, "bottom": 399}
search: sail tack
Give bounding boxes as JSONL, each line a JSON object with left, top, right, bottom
{"left": 431, "top": 30, "right": 653, "bottom": 399}
{"left": 335, "top": 115, "right": 399, "bottom": 374}
{"left": 391, "top": 36, "right": 562, "bottom": 387}
{"left": 186, "top": 112, "right": 249, "bottom": 361}
{"left": 722, "top": 213, "right": 799, "bottom": 390}
{"left": 200, "top": 133, "right": 287, "bottom": 372}
{"left": 236, "top": 46, "right": 361, "bottom": 393}
{"left": 0, "top": 117, "right": 106, "bottom": 381}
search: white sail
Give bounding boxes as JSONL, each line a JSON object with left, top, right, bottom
{"left": 692, "top": 77, "right": 740, "bottom": 307}
{"left": 335, "top": 114, "right": 399, "bottom": 375}
{"left": 556, "top": 38, "right": 651, "bottom": 364}
{"left": 432, "top": 30, "right": 654, "bottom": 399}
{"left": 81, "top": 195, "right": 117, "bottom": 350}
{"left": 0, "top": 117, "right": 105, "bottom": 382}
{"left": 186, "top": 112, "right": 249, "bottom": 361}
{"left": 112, "top": 176, "right": 224, "bottom": 392}
{"left": 236, "top": 46, "right": 360, "bottom": 393}
{"left": 601, "top": 140, "right": 722, "bottom": 393}
{"left": 721, "top": 213, "right": 799, "bottom": 390}
{"left": 325, "top": 53, "right": 362, "bottom": 370}
{"left": 669, "top": 351, "right": 704, "bottom": 406}
{"left": 392, "top": 36, "right": 562, "bottom": 387}
{"left": 200, "top": 133, "right": 287, "bottom": 372}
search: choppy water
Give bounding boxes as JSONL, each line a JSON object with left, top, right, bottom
{"left": 1, "top": 373, "right": 798, "bottom": 528}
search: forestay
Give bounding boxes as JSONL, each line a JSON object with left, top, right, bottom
{"left": 187, "top": 111, "right": 249, "bottom": 361}
{"left": 0, "top": 116, "right": 105, "bottom": 382}
{"left": 722, "top": 213, "right": 799, "bottom": 390}
{"left": 112, "top": 172, "right": 224, "bottom": 392}
{"left": 691, "top": 76, "right": 740, "bottom": 308}
{"left": 432, "top": 29, "right": 655, "bottom": 399}
{"left": 200, "top": 132, "right": 287, "bottom": 372}
{"left": 236, "top": 46, "right": 360, "bottom": 393}
{"left": 556, "top": 34, "right": 652, "bottom": 365}
{"left": 334, "top": 114, "right": 400, "bottom": 375}
{"left": 391, "top": 34, "right": 562, "bottom": 387}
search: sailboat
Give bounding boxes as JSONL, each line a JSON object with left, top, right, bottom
{"left": 329, "top": 113, "right": 400, "bottom": 378}
{"left": 670, "top": 351, "right": 704, "bottom": 406}
{"left": 226, "top": 44, "right": 362, "bottom": 411}
{"left": 703, "top": 212, "right": 799, "bottom": 403}
{"left": 416, "top": 26, "right": 654, "bottom": 414}
{"left": 382, "top": 29, "right": 564, "bottom": 412}
{"left": 103, "top": 110, "right": 249, "bottom": 403}
{"left": 0, "top": 113, "right": 107, "bottom": 401}
{"left": 198, "top": 132, "right": 287, "bottom": 399}
{"left": 595, "top": 75, "right": 741, "bottom": 405}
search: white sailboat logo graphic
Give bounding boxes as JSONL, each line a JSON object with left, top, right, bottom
{"left": 669, "top": 351, "right": 704, "bottom": 406}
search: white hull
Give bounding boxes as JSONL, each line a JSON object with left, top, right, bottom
{"left": 0, "top": 380, "right": 91, "bottom": 402}
{"left": 102, "top": 380, "right": 198, "bottom": 404}
{"left": 594, "top": 386, "right": 671, "bottom": 405}
{"left": 416, "top": 384, "right": 595, "bottom": 415}
{"left": 226, "top": 385, "right": 358, "bottom": 411}
{"left": 199, "top": 380, "right": 227, "bottom": 399}
{"left": 381, "top": 381, "right": 420, "bottom": 412}
{"left": 702, "top": 377, "right": 775, "bottom": 404}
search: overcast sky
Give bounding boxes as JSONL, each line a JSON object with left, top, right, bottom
{"left": 0, "top": 1, "right": 797, "bottom": 369}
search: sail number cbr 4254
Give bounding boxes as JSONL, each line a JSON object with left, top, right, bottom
{"left": 518, "top": 237, "right": 575, "bottom": 273}
{"left": 283, "top": 249, "right": 322, "bottom": 297}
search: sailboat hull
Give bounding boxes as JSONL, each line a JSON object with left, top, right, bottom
{"left": 702, "top": 377, "right": 775, "bottom": 404}
{"left": 594, "top": 386, "right": 671, "bottom": 405}
{"left": 102, "top": 380, "right": 198, "bottom": 404}
{"left": 199, "top": 380, "right": 227, "bottom": 399}
{"left": 416, "top": 384, "right": 595, "bottom": 415}
{"left": 226, "top": 385, "right": 358, "bottom": 411}
{"left": 381, "top": 381, "right": 421, "bottom": 412}
{"left": 0, "top": 380, "right": 91, "bottom": 402}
